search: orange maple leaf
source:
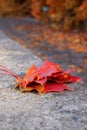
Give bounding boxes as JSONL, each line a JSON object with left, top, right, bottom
{"left": 0, "top": 60, "right": 81, "bottom": 93}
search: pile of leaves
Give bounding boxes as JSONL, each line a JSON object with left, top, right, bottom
{"left": 0, "top": 60, "right": 80, "bottom": 94}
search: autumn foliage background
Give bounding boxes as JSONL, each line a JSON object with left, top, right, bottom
{"left": 0, "top": 0, "right": 87, "bottom": 31}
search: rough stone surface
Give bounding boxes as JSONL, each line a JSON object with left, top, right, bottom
{"left": 0, "top": 31, "right": 87, "bottom": 130}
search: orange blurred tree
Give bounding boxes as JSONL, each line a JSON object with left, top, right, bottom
{"left": 0, "top": 0, "right": 30, "bottom": 16}
{"left": 30, "top": 0, "right": 87, "bottom": 30}
{"left": 0, "top": 0, "right": 86, "bottom": 30}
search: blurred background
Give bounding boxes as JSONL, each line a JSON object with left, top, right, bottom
{"left": 0, "top": 0, "right": 87, "bottom": 31}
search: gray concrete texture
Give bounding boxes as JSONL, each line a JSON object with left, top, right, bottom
{"left": 0, "top": 31, "right": 87, "bottom": 130}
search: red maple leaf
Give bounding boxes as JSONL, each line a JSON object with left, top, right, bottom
{"left": 0, "top": 60, "right": 81, "bottom": 94}
{"left": 43, "top": 82, "right": 71, "bottom": 93}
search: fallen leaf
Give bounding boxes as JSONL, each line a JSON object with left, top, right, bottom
{"left": 43, "top": 82, "right": 71, "bottom": 93}
{"left": 37, "top": 60, "right": 62, "bottom": 78}
{"left": 0, "top": 60, "right": 81, "bottom": 94}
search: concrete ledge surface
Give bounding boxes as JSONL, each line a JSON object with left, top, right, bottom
{"left": 0, "top": 31, "right": 87, "bottom": 130}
